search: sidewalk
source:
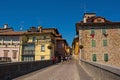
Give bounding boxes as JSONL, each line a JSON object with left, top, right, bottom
{"left": 77, "top": 61, "right": 93, "bottom": 80}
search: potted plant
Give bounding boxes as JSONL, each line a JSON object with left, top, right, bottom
{"left": 103, "top": 33, "right": 108, "bottom": 37}
{"left": 79, "top": 45, "right": 84, "bottom": 49}
{"left": 47, "top": 45, "right": 52, "bottom": 49}
{"left": 90, "top": 33, "right": 95, "bottom": 38}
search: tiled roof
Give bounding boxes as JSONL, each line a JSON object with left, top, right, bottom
{"left": 42, "top": 28, "right": 59, "bottom": 34}
{"left": 56, "top": 34, "right": 62, "bottom": 37}
{"left": 24, "top": 32, "right": 54, "bottom": 35}
{"left": 56, "top": 38, "right": 65, "bottom": 40}
{"left": 0, "top": 30, "right": 56, "bottom": 36}
{"left": 0, "top": 28, "right": 13, "bottom": 33}
{"left": 87, "top": 16, "right": 111, "bottom": 23}
{"left": 0, "top": 31, "right": 24, "bottom": 36}
{"left": 56, "top": 38, "right": 68, "bottom": 45}
{"left": 79, "top": 16, "right": 111, "bottom": 23}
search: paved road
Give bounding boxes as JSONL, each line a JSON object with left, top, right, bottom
{"left": 13, "top": 61, "right": 93, "bottom": 80}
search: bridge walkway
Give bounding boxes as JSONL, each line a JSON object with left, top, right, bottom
{"left": 14, "top": 61, "right": 93, "bottom": 80}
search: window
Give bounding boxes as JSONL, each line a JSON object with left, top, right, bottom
{"left": 58, "top": 44, "right": 62, "bottom": 48}
{"left": 12, "top": 50, "right": 17, "bottom": 59}
{"left": 22, "top": 56, "right": 35, "bottom": 61}
{"left": 41, "top": 45, "right": 45, "bottom": 52}
{"left": 92, "top": 40, "right": 96, "bottom": 47}
{"left": 0, "top": 37, "right": 3, "bottom": 41}
{"left": 102, "top": 28, "right": 106, "bottom": 34}
{"left": 104, "top": 54, "right": 108, "bottom": 62}
{"left": 4, "top": 50, "right": 9, "bottom": 57}
{"left": 23, "top": 50, "right": 34, "bottom": 55}
{"left": 12, "top": 37, "right": 19, "bottom": 41}
{"left": 33, "top": 37, "right": 36, "bottom": 42}
{"left": 4, "top": 37, "right": 11, "bottom": 41}
{"left": 92, "top": 54, "right": 97, "bottom": 61}
{"left": 43, "top": 36, "right": 46, "bottom": 39}
{"left": 103, "top": 40, "right": 108, "bottom": 46}
{"left": 41, "top": 56, "right": 45, "bottom": 60}
{"left": 46, "top": 36, "right": 50, "bottom": 39}
{"left": 91, "top": 28, "right": 95, "bottom": 34}
{"left": 39, "top": 36, "right": 46, "bottom": 40}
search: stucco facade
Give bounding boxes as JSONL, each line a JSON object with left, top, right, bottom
{"left": 35, "top": 34, "right": 55, "bottom": 61}
{"left": 0, "top": 35, "right": 21, "bottom": 62}
{"left": 0, "top": 26, "right": 69, "bottom": 62}
{"left": 72, "top": 37, "right": 79, "bottom": 60}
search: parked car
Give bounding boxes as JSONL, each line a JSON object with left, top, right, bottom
{"left": 0, "top": 57, "right": 11, "bottom": 62}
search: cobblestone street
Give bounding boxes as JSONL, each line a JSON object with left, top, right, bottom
{"left": 14, "top": 61, "right": 93, "bottom": 80}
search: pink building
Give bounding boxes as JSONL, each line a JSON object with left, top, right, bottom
{"left": 0, "top": 27, "right": 23, "bottom": 62}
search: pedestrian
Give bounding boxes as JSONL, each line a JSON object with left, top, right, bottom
{"left": 65, "top": 56, "right": 68, "bottom": 62}
{"left": 61, "top": 56, "right": 63, "bottom": 63}
{"left": 52, "top": 56, "right": 56, "bottom": 64}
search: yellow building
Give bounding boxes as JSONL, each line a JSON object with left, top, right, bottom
{"left": 72, "top": 36, "right": 79, "bottom": 60}
{"left": 20, "top": 27, "right": 55, "bottom": 61}
{"left": 35, "top": 33, "right": 55, "bottom": 60}
{"left": 0, "top": 25, "right": 69, "bottom": 62}
{"left": 65, "top": 44, "right": 71, "bottom": 57}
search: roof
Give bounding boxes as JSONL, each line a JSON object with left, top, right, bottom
{"left": 0, "top": 31, "right": 24, "bottom": 36}
{"left": 0, "top": 28, "right": 13, "bottom": 33}
{"left": 24, "top": 32, "right": 55, "bottom": 36}
{"left": 55, "top": 34, "right": 62, "bottom": 38}
{"left": 27, "top": 26, "right": 39, "bottom": 32}
{"left": 76, "top": 14, "right": 120, "bottom": 34}
{"left": 56, "top": 38, "right": 68, "bottom": 45}
{"left": 0, "top": 30, "right": 56, "bottom": 36}
{"left": 42, "top": 28, "right": 59, "bottom": 34}
{"left": 84, "top": 13, "right": 96, "bottom": 15}
{"left": 76, "top": 22, "right": 120, "bottom": 34}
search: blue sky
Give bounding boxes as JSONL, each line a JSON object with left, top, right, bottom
{"left": 0, "top": 0, "right": 120, "bottom": 46}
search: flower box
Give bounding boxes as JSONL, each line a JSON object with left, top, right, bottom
{"left": 47, "top": 45, "right": 52, "bottom": 49}
{"left": 90, "top": 34, "right": 95, "bottom": 38}
{"left": 79, "top": 45, "right": 84, "bottom": 49}
{"left": 103, "top": 33, "right": 108, "bottom": 37}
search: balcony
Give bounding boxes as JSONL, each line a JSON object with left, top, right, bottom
{"left": 0, "top": 40, "right": 3, "bottom": 45}
{"left": 22, "top": 50, "right": 35, "bottom": 55}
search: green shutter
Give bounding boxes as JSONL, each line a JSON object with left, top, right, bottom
{"left": 92, "top": 40, "right": 96, "bottom": 47}
{"left": 102, "top": 28, "right": 106, "bottom": 34}
{"left": 92, "top": 54, "right": 97, "bottom": 61}
{"left": 103, "top": 40, "right": 107, "bottom": 46}
{"left": 91, "top": 28, "right": 95, "bottom": 34}
{"left": 104, "top": 54, "right": 108, "bottom": 62}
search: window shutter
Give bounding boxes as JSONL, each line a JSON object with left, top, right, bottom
{"left": 91, "top": 28, "right": 95, "bottom": 34}
{"left": 104, "top": 54, "right": 108, "bottom": 62}
{"left": 102, "top": 28, "right": 106, "bottom": 34}
{"left": 103, "top": 40, "right": 107, "bottom": 46}
{"left": 92, "top": 40, "right": 96, "bottom": 47}
{"left": 92, "top": 54, "right": 97, "bottom": 61}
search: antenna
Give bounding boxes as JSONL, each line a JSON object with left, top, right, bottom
{"left": 20, "top": 26, "right": 23, "bottom": 31}
{"left": 20, "top": 21, "right": 24, "bottom": 31}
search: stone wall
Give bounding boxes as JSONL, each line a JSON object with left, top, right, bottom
{"left": 80, "top": 60, "right": 120, "bottom": 80}
{"left": 0, "top": 60, "right": 52, "bottom": 80}
{"left": 80, "top": 27, "right": 120, "bottom": 67}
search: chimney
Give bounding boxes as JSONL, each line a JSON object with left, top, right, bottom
{"left": 38, "top": 26, "right": 42, "bottom": 32}
{"left": 83, "top": 13, "right": 96, "bottom": 23}
{"left": 4, "top": 24, "right": 8, "bottom": 28}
